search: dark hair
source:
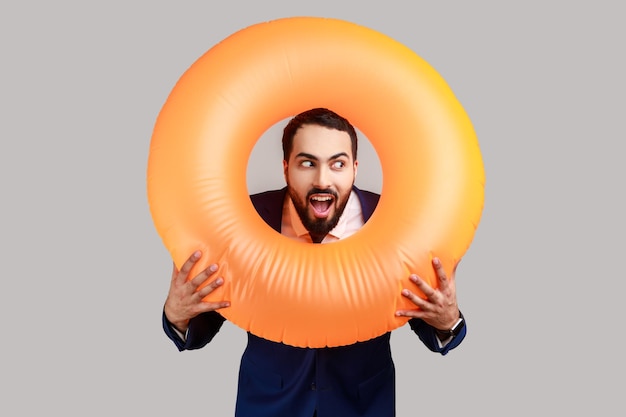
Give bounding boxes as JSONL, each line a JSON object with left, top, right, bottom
{"left": 282, "top": 108, "right": 358, "bottom": 161}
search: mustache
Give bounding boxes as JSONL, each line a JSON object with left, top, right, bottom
{"left": 307, "top": 188, "right": 338, "bottom": 199}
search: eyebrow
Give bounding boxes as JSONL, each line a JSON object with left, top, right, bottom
{"left": 295, "top": 152, "right": 350, "bottom": 161}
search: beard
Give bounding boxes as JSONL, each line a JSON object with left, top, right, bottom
{"left": 287, "top": 185, "right": 351, "bottom": 239}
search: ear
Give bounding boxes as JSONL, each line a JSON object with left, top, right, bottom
{"left": 354, "top": 159, "right": 358, "bottom": 178}
{"left": 283, "top": 159, "right": 289, "bottom": 181}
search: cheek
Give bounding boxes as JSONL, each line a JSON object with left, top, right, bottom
{"left": 336, "top": 172, "right": 356, "bottom": 191}
{"left": 286, "top": 170, "right": 309, "bottom": 191}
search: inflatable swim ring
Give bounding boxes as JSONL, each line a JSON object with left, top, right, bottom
{"left": 147, "top": 17, "right": 485, "bottom": 348}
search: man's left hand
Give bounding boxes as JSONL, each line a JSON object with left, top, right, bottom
{"left": 395, "top": 257, "right": 460, "bottom": 331}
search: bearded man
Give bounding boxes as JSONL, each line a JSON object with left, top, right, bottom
{"left": 162, "top": 108, "right": 466, "bottom": 417}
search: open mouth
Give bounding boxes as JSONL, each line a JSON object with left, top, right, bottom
{"left": 309, "top": 194, "right": 334, "bottom": 218}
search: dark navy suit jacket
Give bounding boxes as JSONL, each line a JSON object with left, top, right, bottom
{"left": 163, "top": 186, "right": 466, "bottom": 417}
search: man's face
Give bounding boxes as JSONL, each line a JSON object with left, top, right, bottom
{"left": 283, "top": 124, "right": 358, "bottom": 239}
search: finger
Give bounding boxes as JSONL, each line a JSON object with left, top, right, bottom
{"left": 409, "top": 274, "right": 437, "bottom": 300}
{"left": 196, "top": 278, "right": 231, "bottom": 310}
{"left": 195, "top": 275, "right": 225, "bottom": 299}
{"left": 395, "top": 309, "right": 422, "bottom": 318}
{"left": 395, "top": 290, "right": 429, "bottom": 318}
{"left": 189, "top": 263, "right": 219, "bottom": 289}
{"left": 170, "top": 261, "right": 179, "bottom": 282}
{"left": 432, "top": 257, "right": 448, "bottom": 283}
{"left": 401, "top": 288, "right": 429, "bottom": 309}
{"left": 177, "top": 250, "right": 202, "bottom": 283}
{"left": 199, "top": 300, "right": 231, "bottom": 312}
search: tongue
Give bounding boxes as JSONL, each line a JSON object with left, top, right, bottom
{"left": 311, "top": 200, "right": 331, "bottom": 216}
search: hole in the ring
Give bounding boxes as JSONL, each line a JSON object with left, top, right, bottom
{"left": 246, "top": 115, "right": 383, "bottom": 242}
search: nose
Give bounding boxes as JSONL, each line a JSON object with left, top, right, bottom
{"left": 313, "top": 166, "right": 332, "bottom": 189}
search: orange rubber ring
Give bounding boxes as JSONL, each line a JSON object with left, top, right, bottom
{"left": 147, "top": 17, "right": 485, "bottom": 348}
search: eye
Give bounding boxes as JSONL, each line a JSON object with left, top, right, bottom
{"left": 300, "top": 160, "right": 314, "bottom": 168}
{"left": 332, "top": 160, "right": 346, "bottom": 169}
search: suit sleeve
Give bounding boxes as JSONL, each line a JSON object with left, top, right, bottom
{"left": 162, "top": 311, "right": 226, "bottom": 351}
{"left": 408, "top": 318, "right": 466, "bottom": 355}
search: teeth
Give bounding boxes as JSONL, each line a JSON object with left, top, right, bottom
{"left": 311, "top": 196, "right": 332, "bottom": 201}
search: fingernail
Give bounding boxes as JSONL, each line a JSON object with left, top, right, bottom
{"left": 216, "top": 277, "right": 223, "bottom": 285}
{"left": 209, "top": 264, "right": 218, "bottom": 272}
{"left": 401, "top": 289, "right": 409, "bottom": 296}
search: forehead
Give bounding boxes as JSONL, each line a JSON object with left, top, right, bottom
{"left": 291, "top": 124, "right": 353, "bottom": 160}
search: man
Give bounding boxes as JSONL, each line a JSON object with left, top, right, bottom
{"left": 162, "top": 108, "right": 466, "bottom": 417}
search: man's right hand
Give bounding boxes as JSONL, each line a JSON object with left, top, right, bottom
{"left": 163, "top": 250, "right": 230, "bottom": 333}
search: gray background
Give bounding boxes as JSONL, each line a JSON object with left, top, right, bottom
{"left": 2, "top": 1, "right": 624, "bottom": 416}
